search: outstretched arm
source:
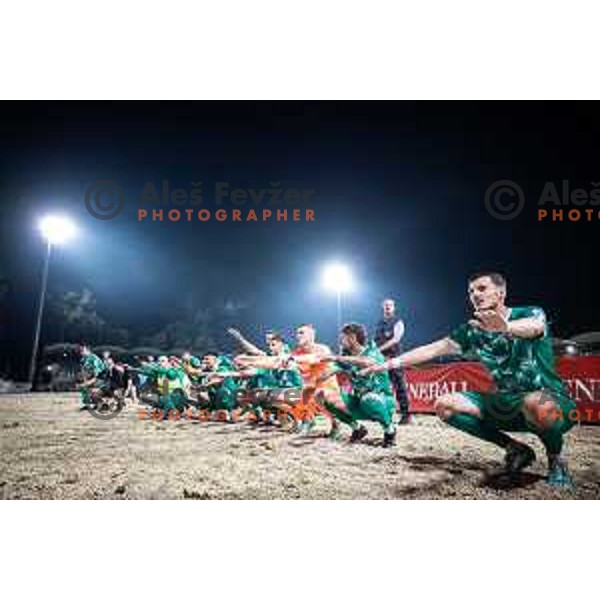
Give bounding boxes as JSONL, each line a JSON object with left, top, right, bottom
{"left": 327, "top": 354, "right": 377, "bottom": 369}
{"left": 201, "top": 369, "right": 256, "bottom": 388}
{"left": 292, "top": 352, "right": 328, "bottom": 365}
{"left": 214, "top": 369, "right": 257, "bottom": 379}
{"left": 234, "top": 354, "right": 278, "bottom": 369}
{"left": 359, "top": 337, "right": 461, "bottom": 375}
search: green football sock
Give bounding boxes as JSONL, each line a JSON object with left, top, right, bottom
{"left": 536, "top": 419, "right": 564, "bottom": 456}
{"left": 80, "top": 388, "right": 90, "bottom": 405}
{"left": 324, "top": 400, "right": 354, "bottom": 427}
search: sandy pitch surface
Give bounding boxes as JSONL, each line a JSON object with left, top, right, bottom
{"left": 1, "top": 393, "right": 599, "bottom": 499}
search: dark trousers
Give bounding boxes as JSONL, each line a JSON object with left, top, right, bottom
{"left": 389, "top": 367, "right": 409, "bottom": 417}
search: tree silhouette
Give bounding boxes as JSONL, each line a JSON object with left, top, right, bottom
{"left": 46, "top": 288, "right": 130, "bottom": 346}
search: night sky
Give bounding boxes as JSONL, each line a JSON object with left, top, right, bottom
{"left": 1, "top": 101, "right": 599, "bottom": 377}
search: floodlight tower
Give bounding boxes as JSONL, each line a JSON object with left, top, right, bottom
{"left": 28, "top": 215, "right": 76, "bottom": 388}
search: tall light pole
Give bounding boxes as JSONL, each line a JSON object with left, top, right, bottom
{"left": 321, "top": 262, "right": 354, "bottom": 337}
{"left": 28, "top": 215, "right": 76, "bottom": 389}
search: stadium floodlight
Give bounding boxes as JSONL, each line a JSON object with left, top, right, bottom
{"left": 29, "top": 215, "right": 77, "bottom": 388}
{"left": 39, "top": 214, "right": 76, "bottom": 245}
{"left": 321, "top": 261, "right": 354, "bottom": 334}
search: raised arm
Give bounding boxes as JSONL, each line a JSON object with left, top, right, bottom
{"left": 227, "top": 328, "right": 266, "bottom": 356}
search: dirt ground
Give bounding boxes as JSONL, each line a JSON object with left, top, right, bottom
{"left": 1, "top": 393, "right": 599, "bottom": 499}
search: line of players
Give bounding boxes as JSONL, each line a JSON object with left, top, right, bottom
{"left": 78, "top": 272, "right": 579, "bottom": 487}
{"left": 79, "top": 321, "right": 401, "bottom": 446}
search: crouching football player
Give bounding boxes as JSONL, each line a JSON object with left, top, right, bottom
{"left": 322, "top": 323, "right": 397, "bottom": 447}
{"left": 235, "top": 332, "right": 304, "bottom": 429}
{"left": 138, "top": 355, "right": 190, "bottom": 416}
{"left": 78, "top": 345, "right": 106, "bottom": 409}
{"left": 360, "top": 272, "right": 576, "bottom": 486}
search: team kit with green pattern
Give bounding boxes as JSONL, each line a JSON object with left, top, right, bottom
{"left": 361, "top": 272, "right": 576, "bottom": 487}
{"left": 78, "top": 348, "right": 107, "bottom": 406}
{"left": 76, "top": 272, "right": 577, "bottom": 488}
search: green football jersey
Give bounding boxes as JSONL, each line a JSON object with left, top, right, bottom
{"left": 141, "top": 363, "right": 187, "bottom": 392}
{"left": 248, "top": 367, "right": 277, "bottom": 389}
{"left": 81, "top": 353, "right": 105, "bottom": 377}
{"left": 449, "top": 306, "right": 566, "bottom": 395}
{"left": 246, "top": 355, "right": 302, "bottom": 390}
{"left": 271, "top": 356, "right": 303, "bottom": 389}
{"left": 215, "top": 355, "right": 241, "bottom": 391}
{"left": 274, "top": 364, "right": 303, "bottom": 389}
{"left": 341, "top": 341, "right": 393, "bottom": 397}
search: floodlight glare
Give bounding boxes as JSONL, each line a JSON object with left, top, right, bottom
{"left": 321, "top": 262, "right": 353, "bottom": 293}
{"left": 38, "top": 215, "right": 76, "bottom": 245}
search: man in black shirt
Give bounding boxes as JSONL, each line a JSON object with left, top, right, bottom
{"left": 374, "top": 298, "right": 411, "bottom": 423}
